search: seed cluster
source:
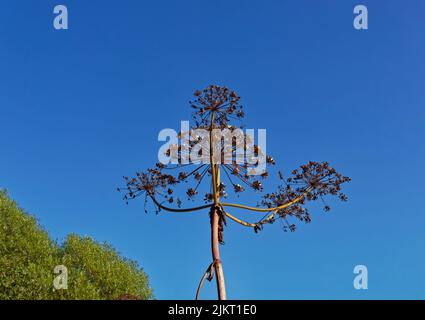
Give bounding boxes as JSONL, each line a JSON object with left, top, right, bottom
{"left": 119, "top": 85, "right": 350, "bottom": 233}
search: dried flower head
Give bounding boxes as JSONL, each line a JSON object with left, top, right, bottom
{"left": 119, "top": 86, "right": 350, "bottom": 234}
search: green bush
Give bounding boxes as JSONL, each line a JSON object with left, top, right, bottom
{"left": 0, "top": 190, "right": 153, "bottom": 300}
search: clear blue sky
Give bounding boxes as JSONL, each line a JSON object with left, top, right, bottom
{"left": 1, "top": 0, "right": 424, "bottom": 299}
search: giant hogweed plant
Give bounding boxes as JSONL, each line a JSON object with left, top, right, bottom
{"left": 119, "top": 85, "right": 350, "bottom": 300}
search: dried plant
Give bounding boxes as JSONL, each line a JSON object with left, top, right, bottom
{"left": 119, "top": 85, "right": 350, "bottom": 300}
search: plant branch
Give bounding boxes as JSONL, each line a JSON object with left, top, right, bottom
{"left": 148, "top": 192, "right": 212, "bottom": 213}
{"left": 195, "top": 261, "right": 215, "bottom": 300}
{"left": 221, "top": 187, "right": 313, "bottom": 213}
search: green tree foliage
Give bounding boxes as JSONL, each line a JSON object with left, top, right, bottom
{"left": 0, "top": 191, "right": 57, "bottom": 299}
{"left": 0, "top": 190, "right": 153, "bottom": 300}
{"left": 56, "top": 235, "right": 153, "bottom": 299}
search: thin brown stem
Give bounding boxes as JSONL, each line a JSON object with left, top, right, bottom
{"left": 195, "top": 262, "right": 214, "bottom": 300}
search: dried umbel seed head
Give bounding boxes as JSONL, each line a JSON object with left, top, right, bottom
{"left": 119, "top": 86, "right": 350, "bottom": 234}
{"left": 266, "top": 156, "right": 275, "bottom": 165}
{"left": 251, "top": 180, "right": 263, "bottom": 191}
{"left": 186, "top": 188, "right": 198, "bottom": 199}
{"left": 233, "top": 184, "right": 245, "bottom": 193}
{"left": 260, "top": 161, "right": 350, "bottom": 230}
{"left": 190, "top": 85, "right": 244, "bottom": 128}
